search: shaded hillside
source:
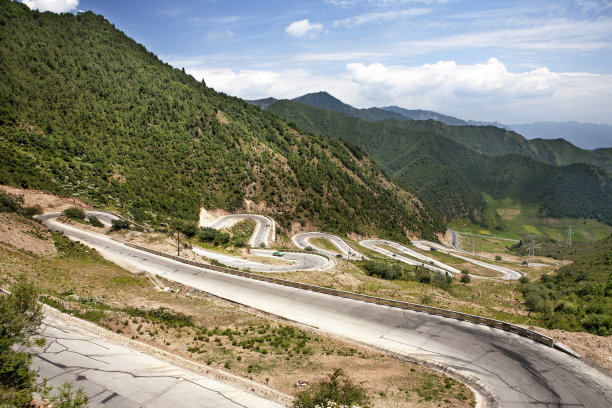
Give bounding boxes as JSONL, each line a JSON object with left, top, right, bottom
{"left": 268, "top": 99, "right": 612, "bottom": 225}
{"left": 417, "top": 122, "right": 612, "bottom": 171}
{"left": 0, "top": 1, "right": 444, "bottom": 240}
{"left": 528, "top": 139, "right": 612, "bottom": 171}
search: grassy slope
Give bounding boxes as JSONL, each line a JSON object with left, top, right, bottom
{"left": 0, "top": 1, "right": 443, "bottom": 240}
{"left": 450, "top": 195, "right": 612, "bottom": 242}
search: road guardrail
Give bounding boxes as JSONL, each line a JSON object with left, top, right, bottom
{"left": 124, "top": 242, "right": 554, "bottom": 348}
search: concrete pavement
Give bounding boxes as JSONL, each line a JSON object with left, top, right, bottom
{"left": 39, "top": 213, "right": 612, "bottom": 408}
{"left": 31, "top": 310, "right": 285, "bottom": 408}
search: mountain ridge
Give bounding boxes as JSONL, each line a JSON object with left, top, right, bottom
{"left": 267, "top": 98, "right": 612, "bottom": 226}
{"left": 0, "top": 0, "right": 443, "bottom": 240}
{"left": 249, "top": 92, "right": 612, "bottom": 150}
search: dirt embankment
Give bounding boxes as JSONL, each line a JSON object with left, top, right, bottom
{"left": 524, "top": 326, "right": 612, "bottom": 376}
{"left": 0, "top": 213, "right": 56, "bottom": 256}
{"left": 0, "top": 185, "right": 91, "bottom": 213}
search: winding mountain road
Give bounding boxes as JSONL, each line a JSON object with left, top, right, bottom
{"left": 206, "top": 214, "right": 275, "bottom": 248}
{"left": 191, "top": 246, "right": 332, "bottom": 272}
{"left": 412, "top": 240, "right": 523, "bottom": 280}
{"left": 360, "top": 239, "right": 460, "bottom": 275}
{"left": 292, "top": 232, "right": 365, "bottom": 260}
{"left": 38, "top": 212, "right": 612, "bottom": 408}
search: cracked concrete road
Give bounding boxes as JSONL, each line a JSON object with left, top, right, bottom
{"left": 31, "top": 313, "right": 284, "bottom": 408}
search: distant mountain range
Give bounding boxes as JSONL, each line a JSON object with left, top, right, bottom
{"left": 261, "top": 93, "right": 612, "bottom": 227}
{"left": 507, "top": 122, "right": 612, "bottom": 150}
{"left": 249, "top": 92, "right": 612, "bottom": 149}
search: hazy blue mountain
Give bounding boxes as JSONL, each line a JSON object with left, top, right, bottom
{"left": 381, "top": 106, "right": 467, "bottom": 125}
{"left": 508, "top": 122, "right": 612, "bottom": 149}
{"left": 247, "top": 97, "right": 277, "bottom": 109}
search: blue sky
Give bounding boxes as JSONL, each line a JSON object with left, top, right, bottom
{"left": 21, "top": 0, "right": 612, "bottom": 124}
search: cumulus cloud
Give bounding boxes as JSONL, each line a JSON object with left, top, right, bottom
{"left": 184, "top": 58, "right": 612, "bottom": 124}
{"left": 21, "top": 0, "right": 78, "bottom": 13}
{"left": 346, "top": 58, "right": 557, "bottom": 100}
{"left": 286, "top": 19, "right": 323, "bottom": 38}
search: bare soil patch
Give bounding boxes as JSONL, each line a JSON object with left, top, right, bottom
{"left": 0, "top": 213, "right": 56, "bottom": 256}
{"left": 523, "top": 326, "right": 612, "bottom": 376}
{"left": 0, "top": 185, "right": 91, "bottom": 213}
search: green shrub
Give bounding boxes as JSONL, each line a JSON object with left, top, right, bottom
{"left": 362, "top": 261, "right": 403, "bottom": 280}
{"left": 293, "top": 369, "right": 371, "bottom": 408}
{"left": 198, "top": 227, "right": 230, "bottom": 246}
{"left": 87, "top": 216, "right": 104, "bottom": 227}
{"left": 110, "top": 219, "right": 130, "bottom": 231}
{"left": 62, "top": 207, "right": 85, "bottom": 220}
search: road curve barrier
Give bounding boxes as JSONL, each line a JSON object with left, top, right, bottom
{"left": 124, "top": 242, "right": 554, "bottom": 348}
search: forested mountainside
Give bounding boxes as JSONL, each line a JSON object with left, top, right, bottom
{"left": 0, "top": 1, "right": 444, "bottom": 240}
{"left": 267, "top": 99, "right": 612, "bottom": 225}
{"left": 279, "top": 92, "right": 612, "bottom": 171}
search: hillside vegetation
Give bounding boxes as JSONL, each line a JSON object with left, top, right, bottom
{"left": 515, "top": 238, "right": 612, "bottom": 335}
{"left": 0, "top": 1, "right": 443, "bottom": 240}
{"left": 267, "top": 99, "right": 612, "bottom": 227}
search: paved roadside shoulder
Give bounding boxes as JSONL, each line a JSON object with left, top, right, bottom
{"left": 31, "top": 306, "right": 288, "bottom": 408}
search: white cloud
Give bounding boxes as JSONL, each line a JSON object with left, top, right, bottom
{"left": 183, "top": 58, "right": 612, "bottom": 124}
{"left": 326, "top": 0, "right": 452, "bottom": 6}
{"left": 285, "top": 19, "right": 324, "bottom": 38}
{"left": 345, "top": 58, "right": 558, "bottom": 101}
{"left": 401, "top": 18, "right": 612, "bottom": 54}
{"left": 334, "top": 8, "right": 431, "bottom": 27}
{"left": 205, "top": 30, "right": 234, "bottom": 40}
{"left": 21, "top": 0, "right": 78, "bottom": 13}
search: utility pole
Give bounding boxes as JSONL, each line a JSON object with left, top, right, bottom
{"left": 177, "top": 230, "right": 180, "bottom": 256}
{"left": 567, "top": 226, "right": 573, "bottom": 247}
{"left": 528, "top": 235, "right": 540, "bottom": 264}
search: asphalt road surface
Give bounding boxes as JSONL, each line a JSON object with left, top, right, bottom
{"left": 292, "top": 232, "right": 364, "bottom": 260}
{"left": 39, "top": 213, "right": 612, "bottom": 408}
{"left": 412, "top": 240, "right": 523, "bottom": 280}
{"left": 207, "top": 214, "right": 275, "bottom": 248}
{"left": 191, "top": 246, "right": 332, "bottom": 272}
{"left": 361, "top": 239, "right": 461, "bottom": 275}
{"left": 31, "top": 312, "right": 284, "bottom": 408}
